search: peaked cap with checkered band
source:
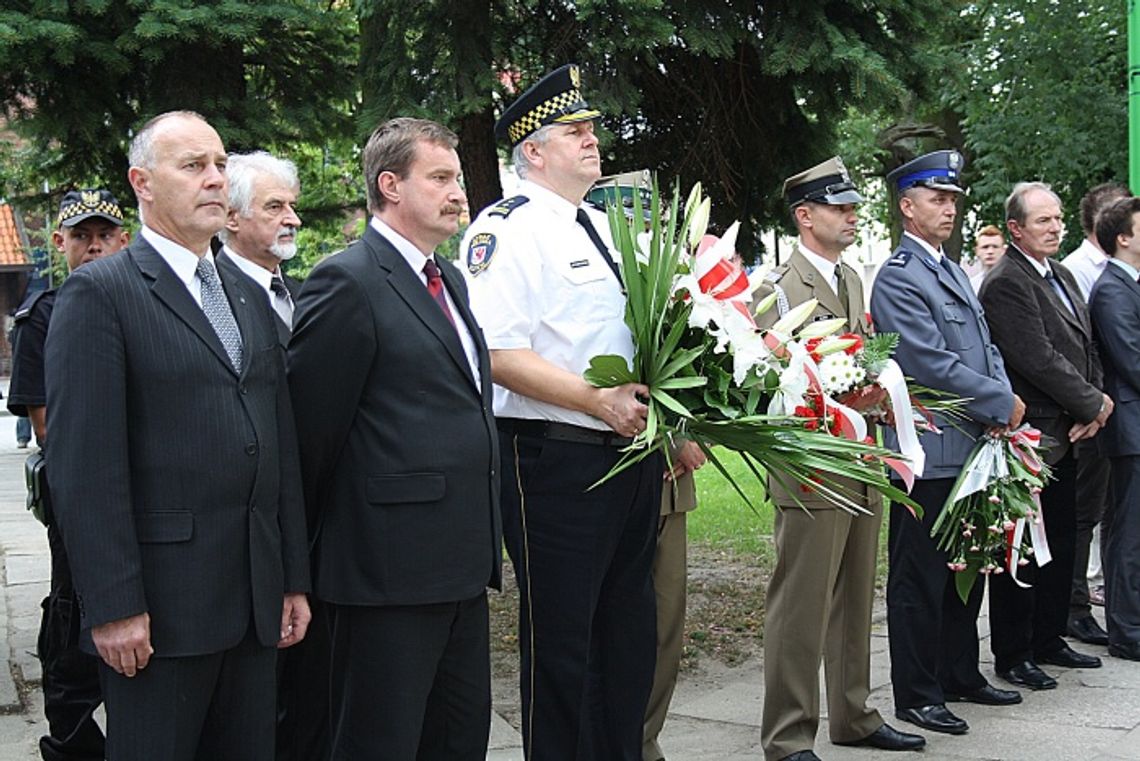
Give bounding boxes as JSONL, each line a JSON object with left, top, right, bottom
{"left": 495, "top": 64, "right": 601, "bottom": 146}
{"left": 57, "top": 189, "right": 124, "bottom": 227}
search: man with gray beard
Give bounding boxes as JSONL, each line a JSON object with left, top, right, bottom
{"left": 217, "top": 151, "right": 303, "bottom": 345}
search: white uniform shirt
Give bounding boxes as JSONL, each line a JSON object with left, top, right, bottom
{"left": 460, "top": 179, "right": 633, "bottom": 430}
{"left": 798, "top": 242, "right": 841, "bottom": 294}
{"left": 1063, "top": 238, "right": 1107, "bottom": 302}
{"left": 140, "top": 226, "right": 211, "bottom": 306}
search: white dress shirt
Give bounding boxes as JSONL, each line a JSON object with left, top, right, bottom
{"left": 798, "top": 242, "right": 841, "bottom": 294}
{"left": 1064, "top": 238, "right": 1108, "bottom": 302}
{"left": 140, "top": 226, "right": 211, "bottom": 306}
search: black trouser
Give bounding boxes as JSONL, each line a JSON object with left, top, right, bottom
{"left": 989, "top": 452, "right": 1078, "bottom": 671}
{"left": 327, "top": 595, "right": 491, "bottom": 761}
{"left": 500, "top": 428, "right": 661, "bottom": 760}
{"left": 1070, "top": 440, "right": 1109, "bottom": 621}
{"left": 276, "top": 598, "right": 330, "bottom": 761}
{"left": 1106, "top": 456, "right": 1140, "bottom": 646}
{"left": 39, "top": 521, "right": 104, "bottom": 761}
{"left": 887, "top": 478, "right": 987, "bottom": 708}
{"left": 99, "top": 624, "right": 276, "bottom": 761}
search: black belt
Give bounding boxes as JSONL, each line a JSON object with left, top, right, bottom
{"left": 496, "top": 417, "right": 633, "bottom": 448}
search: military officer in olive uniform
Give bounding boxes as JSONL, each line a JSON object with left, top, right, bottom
{"left": 753, "top": 159, "right": 925, "bottom": 761}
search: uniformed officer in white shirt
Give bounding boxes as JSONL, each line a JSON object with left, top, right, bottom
{"left": 461, "top": 64, "right": 662, "bottom": 761}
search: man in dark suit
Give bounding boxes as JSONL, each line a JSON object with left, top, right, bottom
{"left": 44, "top": 110, "right": 311, "bottom": 761}
{"left": 1087, "top": 196, "right": 1140, "bottom": 662}
{"left": 212, "top": 149, "right": 326, "bottom": 760}
{"left": 287, "top": 117, "right": 501, "bottom": 760}
{"left": 979, "top": 181, "right": 1111, "bottom": 689}
{"left": 216, "top": 151, "right": 302, "bottom": 347}
{"left": 871, "top": 150, "right": 1024, "bottom": 738}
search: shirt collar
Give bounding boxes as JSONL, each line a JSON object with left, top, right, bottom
{"left": 1110, "top": 257, "right": 1140, "bottom": 281}
{"left": 518, "top": 179, "right": 581, "bottom": 221}
{"left": 797, "top": 241, "right": 841, "bottom": 287}
{"left": 1011, "top": 243, "right": 1052, "bottom": 278}
{"left": 1072, "top": 238, "right": 1108, "bottom": 266}
{"left": 222, "top": 245, "right": 278, "bottom": 292}
{"left": 140, "top": 226, "right": 207, "bottom": 290}
{"left": 903, "top": 231, "right": 944, "bottom": 262}
{"left": 370, "top": 216, "right": 434, "bottom": 275}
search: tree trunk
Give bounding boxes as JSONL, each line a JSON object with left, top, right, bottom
{"left": 448, "top": 0, "right": 502, "bottom": 215}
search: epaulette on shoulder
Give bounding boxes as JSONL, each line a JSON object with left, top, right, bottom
{"left": 13, "top": 289, "right": 51, "bottom": 322}
{"left": 487, "top": 195, "right": 530, "bottom": 218}
{"left": 886, "top": 250, "right": 913, "bottom": 267}
{"left": 764, "top": 268, "right": 785, "bottom": 284}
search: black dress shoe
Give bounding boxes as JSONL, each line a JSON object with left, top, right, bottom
{"left": 1038, "top": 643, "right": 1102, "bottom": 669}
{"left": 1068, "top": 615, "right": 1110, "bottom": 646}
{"left": 1108, "top": 641, "right": 1140, "bottom": 661}
{"left": 945, "top": 683, "right": 1023, "bottom": 705}
{"left": 779, "top": 752, "right": 822, "bottom": 761}
{"left": 895, "top": 704, "right": 968, "bottom": 735}
{"left": 835, "top": 722, "right": 926, "bottom": 751}
{"left": 998, "top": 660, "right": 1057, "bottom": 690}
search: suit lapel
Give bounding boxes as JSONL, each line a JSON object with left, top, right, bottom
{"left": 788, "top": 249, "right": 845, "bottom": 319}
{"left": 1009, "top": 248, "right": 1086, "bottom": 337}
{"left": 1053, "top": 265, "right": 1091, "bottom": 338}
{"left": 131, "top": 240, "right": 239, "bottom": 375}
{"left": 364, "top": 228, "right": 478, "bottom": 390}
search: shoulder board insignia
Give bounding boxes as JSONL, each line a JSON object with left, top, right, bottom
{"left": 467, "top": 233, "right": 497, "bottom": 276}
{"left": 488, "top": 195, "right": 530, "bottom": 218}
{"left": 764, "top": 269, "right": 785, "bottom": 284}
{"left": 14, "top": 289, "right": 51, "bottom": 322}
{"left": 886, "top": 250, "right": 912, "bottom": 267}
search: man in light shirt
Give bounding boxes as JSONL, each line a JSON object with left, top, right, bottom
{"left": 969, "top": 224, "right": 1005, "bottom": 293}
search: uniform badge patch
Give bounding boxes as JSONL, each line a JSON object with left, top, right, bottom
{"left": 467, "top": 233, "right": 497, "bottom": 276}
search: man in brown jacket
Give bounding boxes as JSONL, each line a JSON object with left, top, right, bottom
{"left": 753, "top": 158, "right": 924, "bottom": 761}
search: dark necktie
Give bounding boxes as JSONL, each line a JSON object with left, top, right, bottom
{"left": 575, "top": 208, "right": 624, "bottom": 287}
{"left": 833, "top": 263, "right": 848, "bottom": 313}
{"left": 1044, "top": 270, "right": 1076, "bottom": 317}
{"left": 195, "top": 257, "right": 243, "bottom": 372}
{"left": 270, "top": 275, "right": 294, "bottom": 325}
{"left": 423, "top": 258, "right": 457, "bottom": 328}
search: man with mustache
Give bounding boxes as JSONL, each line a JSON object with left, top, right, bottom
{"left": 461, "top": 64, "right": 661, "bottom": 760}
{"left": 980, "top": 182, "right": 1110, "bottom": 690}
{"left": 217, "top": 151, "right": 303, "bottom": 347}
{"left": 288, "top": 117, "right": 501, "bottom": 759}
{"left": 8, "top": 188, "right": 128, "bottom": 761}
{"left": 871, "top": 150, "right": 1025, "bottom": 738}
{"left": 44, "top": 110, "right": 311, "bottom": 760}
{"left": 754, "top": 158, "right": 925, "bottom": 761}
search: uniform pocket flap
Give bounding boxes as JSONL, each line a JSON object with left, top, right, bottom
{"left": 941, "top": 304, "right": 966, "bottom": 323}
{"left": 135, "top": 511, "right": 194, "bottom": 543}
{"left": 366, "top": 473, "right": 446, "bottom": 504}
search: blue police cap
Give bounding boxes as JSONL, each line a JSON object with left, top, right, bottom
{"left": 495, "top": 64, "right": 601, "bottom": 147}
{"left": 887, "top": 150, "right": 966, "bottom": 194}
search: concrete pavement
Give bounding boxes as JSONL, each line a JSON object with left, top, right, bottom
{"left": 3, "top": 406, "right": 1140, "bottom": 760}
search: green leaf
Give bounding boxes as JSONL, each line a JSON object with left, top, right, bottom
{"left": 583, "top": 354, "right": 636, "bottom": 388}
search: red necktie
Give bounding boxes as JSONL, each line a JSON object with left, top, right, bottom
{"left": 423, "top": 258, "right": 457, "bottom": 328}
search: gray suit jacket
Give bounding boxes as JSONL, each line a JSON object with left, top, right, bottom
{"left": 869, "top": 236, "right": 1015, "bottom": 478}
{"left": 288, "top": 224, "right": 501, "bottom": 606}
{"left": 980, "top": 246, "right": 1103, "bottom": 463}
{"left": 1089, "top": 263, "right": 1140, "bottom": 458}
{"left": 45, "top": 238, "right": 310, "bottom": 656}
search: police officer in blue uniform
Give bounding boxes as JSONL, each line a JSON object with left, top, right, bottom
{"left": 9, "top": 189, "right": 128, "bottom": 761}
{"left": 462, "top": 65, "right": 662, "bottom": 760}
{"left": 869, "top": 152, "right": 1025, "bottom": 736}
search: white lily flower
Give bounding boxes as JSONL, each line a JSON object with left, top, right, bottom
{"left": 770, "top": 298, "right": 819, "bottom": 335}
{"left": 684, "top": 182, "right": 703, "bottom": 224}
{"left": 687, "top": 197, "right": 711, "bottom": 250}
{"left": 753, "top": 291, "right": 778, "bottom": 318}
{"left": 796, "top": 317, "right": 847, "bottom": 339}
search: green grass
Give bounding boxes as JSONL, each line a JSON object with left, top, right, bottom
{"left": 689, "top": 451, "right": 774, "bottom": 556}
{"left": 689, "top": 449, "right": 891, "bottom": 585}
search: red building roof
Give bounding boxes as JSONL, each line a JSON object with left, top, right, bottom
{"left": 0, "top": 203, "right": 31, "bottom": 267}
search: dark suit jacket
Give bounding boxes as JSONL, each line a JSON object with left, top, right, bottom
{"left": 287, "top": 224, "right": 501, "bottom": 606}
{"left": 214, "top": 249, "right": 301, "bottom": 348}
{"left": 979, "top": 246, "right": 1103, "bottom": 463}
{"left": 44, "top": 237, "right": 310, "bottom": 657}
{"left": 1088, "top": 263, "right": 1140, "bottom": 458}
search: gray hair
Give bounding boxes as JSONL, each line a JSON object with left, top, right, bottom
{"left": 1005, "top": 181, "right": 1062, "bottom": 225}
{"left": 128, "top": 110, "right": 208, "bottom": 170}
{"left": 363, "top": 117, "right": 458, "bottom": 213}
{"left": 216, "top": 151, "right": 299, "bottom": 243}
{"left": 511, "top": 124, "right": 557, "bottom": 180}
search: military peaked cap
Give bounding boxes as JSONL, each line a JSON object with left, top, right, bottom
{"left": 495, "top": 64, "right": 601, "bottom": 146}
{"left": 783, "top": 157, "right": 863, "bottom": 207}
{"left": 887, "top": 150, "right": 966, "bottom": 194}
